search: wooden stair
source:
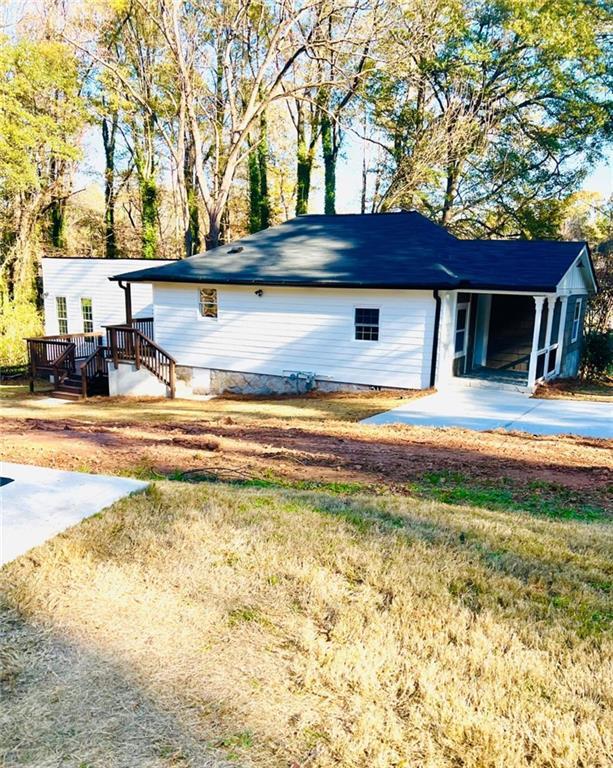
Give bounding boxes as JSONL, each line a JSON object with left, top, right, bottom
{"left": 27, "top": 319, "right": 173, "bottom": 400}
{"left": 51, "top": 374, "right": 83, "bottom": 400}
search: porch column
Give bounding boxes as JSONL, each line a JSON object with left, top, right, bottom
{"left": 543, "top": 295, "right": 556, "bottom": 378}
{"left": 527, "top": 296, "right": 545, "bottom": 390}
{"left": 435, "top": 291, "right": 457, "bottom": 388}
{"left": 554, "top": 295, "right": 568, "bottom": 376}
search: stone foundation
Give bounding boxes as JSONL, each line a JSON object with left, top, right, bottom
{"left": 208, "top": 369, "right": 377, "bottom": 395}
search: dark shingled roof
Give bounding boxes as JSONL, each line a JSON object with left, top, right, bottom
{"left": 111, "top": 211, "right": 591, "bottom": 293}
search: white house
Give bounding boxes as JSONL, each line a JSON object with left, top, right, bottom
{"left": 34, "top": 212, "right": 597, "bottom": 399}
{"left": 41, "top": 258, "right": 172, "bottom": 336}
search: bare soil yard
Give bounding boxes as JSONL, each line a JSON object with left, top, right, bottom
{"left": 1, "top": 385, "right": 611, "bottom": 513}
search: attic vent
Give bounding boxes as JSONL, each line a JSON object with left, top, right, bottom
{"left": 228, "top": 246, "right": 243, "bottom": 254}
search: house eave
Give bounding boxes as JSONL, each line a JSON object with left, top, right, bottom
{"left": 109, "top": 274, "right": 559, "bottom": 294}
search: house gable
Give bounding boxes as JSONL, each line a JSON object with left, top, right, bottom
{"left": 556, "top": 247, "right": 597, "bottom": 296}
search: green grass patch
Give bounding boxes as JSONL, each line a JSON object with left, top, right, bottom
{"left": 411, "top": 471, "right": 609, "bottom": 522}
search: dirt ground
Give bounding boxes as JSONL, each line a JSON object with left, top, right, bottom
{"left": 1, "top": 388, "right": 611, "bottom": 508}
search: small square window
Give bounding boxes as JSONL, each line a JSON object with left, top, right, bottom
{"left": 198, "top": 288, "right": 218, "bottom": 318}
{"left": 355, "top": 307, "right": 379, "bottom": 341}
{"left": 56, "top": 296, "right": 68, "bottom": 335}
{"left": 81, "top": 297, "right": 93, "bottom": 333}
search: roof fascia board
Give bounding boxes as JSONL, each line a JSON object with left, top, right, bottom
{"left": 109, "top": 274, "right": 559, "bottom": 293}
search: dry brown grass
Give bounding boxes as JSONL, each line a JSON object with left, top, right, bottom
{"left": 0, "top": 382, "right": 416, "bottom": 425}
{"left": 535, "top": 377, "right": 613, "bottom": 402}
{"left": 2, "top": 482, "right": 611, "bottom": 767}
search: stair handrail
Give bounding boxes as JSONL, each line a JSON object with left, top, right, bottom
{"left": 52, "top": 342, "right": 76, "bottom": 385}
{"left": 105, "top": 324, "right": 176, "bottom": 398}
{"left": 80, "top": 345, "right": 109, "bottom": 399}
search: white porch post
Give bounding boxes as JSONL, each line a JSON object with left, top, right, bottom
{"left": 435, "top": 291, "right": 457, "bottom": 388}
{"left": 527, "top": 296, "right": 545, "bottom": 390}
{"left": 554, "top": 295, "right": 568, "bottom": 376}
{"left": 543, "top": 295, "right": 556, "bottom": 377}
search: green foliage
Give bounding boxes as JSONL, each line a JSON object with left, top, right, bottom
{"left": 0, "top": 294, "right": 42, "bottom": 366}
{"left": 0, "top": 37, "right": 84, "bottom": 198}
{"left": 0, "top": 33, "right": 85, "bottom": 337}
{"left": 581, "top": 331, "right": 613, "bottom": 382}
{"left": 371, "top": 0, "right": 612, "bottom": 237}
{"left": 139, "top": 177, "right": 158, "bottom": 259}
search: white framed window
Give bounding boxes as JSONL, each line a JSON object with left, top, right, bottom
{"left": 354, "top": 307, "right": 379, "bottom": 341}
{"left": 56, "top": 296, "right": 68, "bottom": 334}
{"left": 571, "top": 298, "right": 582, "bottom": 343}
{"left": 81, "top": 297, "right": 93, "bottom": 333}
{"left": 198, "top": 288, "right": 218, "bottom": 319}
{"left": 454, "top": 300, "right": 470, "bottom": 358}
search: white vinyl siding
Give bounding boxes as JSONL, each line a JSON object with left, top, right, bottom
{"left": 153, "top": 284, "right": 435, "bottom": 389}
{"left": 41, "top": 258, "right": 171, "bottom": 336}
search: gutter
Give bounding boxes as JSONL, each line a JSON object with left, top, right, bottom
{"left": 108, "top": 273, "right": 558, "bottom": 293}
{"left": 429, "top": 289, "right": 441, "bottom": 388}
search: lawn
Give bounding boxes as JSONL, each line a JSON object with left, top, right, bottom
{"left": 1, "top": 384, "right": 612, "bottom": 767}
{"left": 1, "top": 481, "right": 611, "bottom": 767}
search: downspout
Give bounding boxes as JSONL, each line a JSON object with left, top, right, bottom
{"left": 429, "top": 289, "right": 441, "bottom": 388}
{"left": 118, "top": 280, "right": 133, "bottom": 325}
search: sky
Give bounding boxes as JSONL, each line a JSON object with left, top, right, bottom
{"left": 78, "top": 126, "right": 612, "bottom": 218}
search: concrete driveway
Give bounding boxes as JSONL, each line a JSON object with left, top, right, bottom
{"left": 0, "top": 462, "right": 148, "bottom": 566}
{"left": 362, "top": 389, "right": 612, "bottom": 439}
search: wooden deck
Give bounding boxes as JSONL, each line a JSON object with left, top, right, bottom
{"left": 26, "top": 318, "right": 176, "bottom": 399}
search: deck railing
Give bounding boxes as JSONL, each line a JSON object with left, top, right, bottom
{"left": 131, "top": 316, "right": 154, "bottom": 339}
{"left": 30, "top": 331, "right": 103, "bottom": 359}
{"left": 105, "top": 324, "right": 176, "bottom": 398}
{"left": 26, "top": 338, "right": 75, "bottom": 391}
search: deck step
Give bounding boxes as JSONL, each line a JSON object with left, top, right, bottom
{"left": 56, "top": 383, "right": 82, "bottom": 393}
{"left": 50, "top": 390, "right": 81, "bottom": 401}
{"left": 451, "top": 377, "right": 530, "bottom": 394}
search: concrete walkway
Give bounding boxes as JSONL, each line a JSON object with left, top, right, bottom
{"left": 362, "top": 389, "right": 612, "bottom": 439}
{"left": 0, "top": 462, "right": 148, "bottom": 566}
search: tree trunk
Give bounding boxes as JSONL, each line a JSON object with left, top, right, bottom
{"left": 49, "top": 196, "right": 67, "bottom": 250}
{"left": 140, "top": 176, "right": 158, "bottom": 258}
{"left": 134, "top": 110, "right": 159, "bottom": 259}
{"left": 206, "top": 209, "right": 223, "bottom": 250}
{"left": 248, "top": 110, "right": 270, "bottom": 233}
{"left": 258, "top": 110, "right": 270, "bottom": 229}
{"left": 184, "top": 131, "right": 201, "bottom": 256}
{"left": 321, "top": 111, "right": 336, "bottom": 215}
{"left": 295, "top": 101, "right": 317, "bottom": 216}
{"left": 441, "top": 164, "right": 459, "bottom": 226}
{"left": 48, "top": 156, "right": 68, "bottom": 250}
{"left": 248, "top": 140, "right": 262, "bottom": 234}
{"left": 102, "top": 112, "right": 118, "bottom": 259}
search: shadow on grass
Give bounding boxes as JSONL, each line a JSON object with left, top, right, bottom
{"left": 84, "top": 477, "right": 612, "bottom": 640}
{"left": 224, "top": 482, "right": 612, "bottom": 639}
{"left": 0, "top": 607, "right": 234, "bottom": 767}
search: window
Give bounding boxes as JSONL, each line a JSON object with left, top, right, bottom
{"left": 355, "top": 307, "right": 379, "bottom": 341}
{"left": 571, "top": 298, "right": 582, "bottom": 343}
{"left": 198, "top": 288, "right": 218, "bottom": 318}
{"left": 56, "top": 296, "right": 68, "bottom": 334}
{"left": 81, "top": 298, "right": 93, "bottom": 333}
{"left": 454, "top": 300, "right": 470, "bottom": 357}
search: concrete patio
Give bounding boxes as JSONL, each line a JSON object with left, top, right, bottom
{"left": 362, "top": 389, "right": 612, "bottom": 439}
{"left": 0, "top": 462, "right": 148, "bottom": 566}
